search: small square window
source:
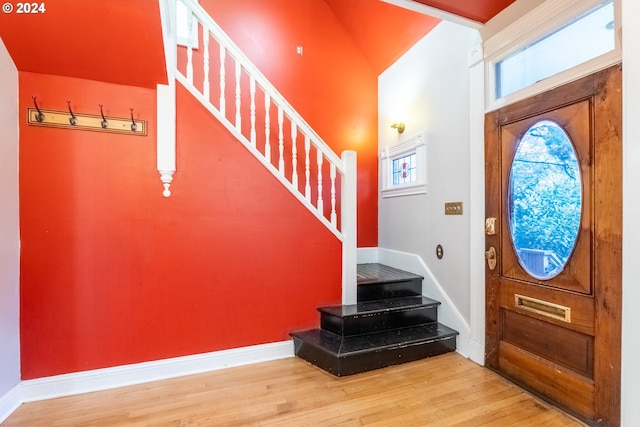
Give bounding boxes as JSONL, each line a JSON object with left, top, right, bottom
{"left": 392, "top": 153, "right": 417, "bottom": 186}
{"left": 381, "top": 132, "right": 427, "bottom": 198}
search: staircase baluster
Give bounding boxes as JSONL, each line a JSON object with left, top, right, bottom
{"left": 172, "top": 0, "right": 350, "bottom": 237}
{"left": 220, "top": 47, "right": 226, "bottom": 116}
{"left": 264, "top": 94, "right": 271, "bottom": 161}
{"left": 317, "top": 151, "right": 324, "bottom": 214}
{"left": 170, "top": 0, "right": 357, "bottom": 305}
{"left": 305, "top": 136, "right": 311, "bottom": 201}
{"left": 291, "top": 123, "right": 298, "bottom": 189}
{"left": 235, "top": 61, "right": 241, "bottom": 130}
{"left": 278, "top": 107, "right": 284, "bottom": 174}
{"left": 186, "top": 13, "right": 194, "bottom": 84}
{"left": 250, "top": 77, "right": 256, "bottom": 148}
{"left": 330, "top": 163, "right": 337, "bottom": 226}
{"left": 203, "top": 31, "right": 210, "bottom": 101}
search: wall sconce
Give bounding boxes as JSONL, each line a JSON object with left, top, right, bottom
{"left": 391, "top": 121, "right": 405, "bottom": 134}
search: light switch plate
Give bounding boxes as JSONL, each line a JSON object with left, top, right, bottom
{"left": 445, "top": 202, "right": 463, "bottom": 215}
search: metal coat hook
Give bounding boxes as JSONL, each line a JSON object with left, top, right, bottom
{"left": 130, "top": 108, "right": 137, "bottom": 132}
{"left": 67, "top": 100, "right": 77, "bottom": 125}
{"left": 99, "top": 104, "right": 108, "bottom": 129}
{"left": 32, "top": 96, "right": 45, "bottom": 122}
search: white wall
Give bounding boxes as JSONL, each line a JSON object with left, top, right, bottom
{"left": 0, "top": 38, "right": 21, "bottom": 397}
{"left": 378, "top": 21, "right": 480, "bottom": 323}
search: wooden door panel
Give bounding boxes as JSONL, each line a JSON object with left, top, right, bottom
{"left": 498, "top": 341, "right": 595, "bottom": 419}
{"left": 499, "top": 100, "right": 593, "bottom": 295}
{"left": 486, "top": 64, "right": 621, "bottom": 426}
{"left": 499, "top": 280, "right": 595, "bottom": 335}
{"left": 501, "top": 309, "right": 594, "bottom": 377}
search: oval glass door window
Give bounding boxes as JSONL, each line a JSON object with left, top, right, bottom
{"left": 509, "top": 120, "right": 582, "bottom": 280}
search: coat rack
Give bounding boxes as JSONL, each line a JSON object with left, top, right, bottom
{"left": 28, "top": 97, "right": 147, "bottom": 136}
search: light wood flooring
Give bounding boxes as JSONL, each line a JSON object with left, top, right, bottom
{"left": 2, "top": 353, "right": 587, "bottom": 426}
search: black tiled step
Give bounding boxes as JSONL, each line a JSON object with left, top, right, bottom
{"left": 357, "top": 263, "right": 424, "bottom": 284}
{"left": 319, "top": 296, "right": 440, "bottom": 336}
{"left": 357, "top": 264, "right": 423, "bottom": 301}
{"left": 291, "top": 323, "right": 458, "bottom": 376}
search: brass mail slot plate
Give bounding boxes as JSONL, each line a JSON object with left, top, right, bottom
{"left": 514, "top": 294, "right": 571, "bottom": 323}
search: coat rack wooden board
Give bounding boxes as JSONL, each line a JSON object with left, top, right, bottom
{"left": 27, "top": 108, "right": 147, "bottom": 136}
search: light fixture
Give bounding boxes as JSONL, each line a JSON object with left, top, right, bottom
{"left": 391, "top": 121, "right": 405, "bottom": 134}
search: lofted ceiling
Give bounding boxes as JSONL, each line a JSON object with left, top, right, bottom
{"left": 411, "top": 0, "right": 517, "bottom": 23}
{"left": 0, "top": 0, "right": 514, "bottom": 89}
{"left": 325, "top": 0, "right": 440, "bottom": 75}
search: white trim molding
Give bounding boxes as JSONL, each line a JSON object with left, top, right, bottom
{"left": 0, "top": 384, "right": 21, "bottom": 424}
{"left": 21, "top": 341, "right": 293, "bottom": 403}
{"left": 380, "top": 0, "right": 483, "bottom": 30}
{"left": 468, "top": 40, "right": 487, "bottom": 366}
{"left": 484, "top": 0, "right": 622, "bottom": 112}
{"left": 1, "top": 341, "right": 294, "bottom": 421}
{"left": 362, "top": 247, "right": 475, "bottom": 361}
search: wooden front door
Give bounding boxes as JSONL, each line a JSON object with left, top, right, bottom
{"left": 485, "top": 64, "right": 622, "bottom": 426}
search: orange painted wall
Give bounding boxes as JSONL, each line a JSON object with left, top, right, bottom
{"left": 199, "top": 0, "right": 379, "bottom": 247}
{"left": 19, "top": 72, "right": 341, "bottom": 379}
{"left": 19, "top": 0, "right": 381, "bottom": 379}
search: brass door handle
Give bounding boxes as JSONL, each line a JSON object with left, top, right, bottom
{"left": 485, "top": 246, "right": 497, "bottom": 270}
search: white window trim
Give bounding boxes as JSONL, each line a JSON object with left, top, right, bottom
{"left": 484, "top": 0, "right": 621, "bottom": 112}
{"left": 380, "top": 131, "right": 427, "bottom": 198}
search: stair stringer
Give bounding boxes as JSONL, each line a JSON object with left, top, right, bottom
{"left": 358, "top": 247, "right": 481, "bottom": 364}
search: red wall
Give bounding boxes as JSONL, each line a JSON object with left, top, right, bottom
{"left": 200, "top": 0, "right": 379, "bottom": 247}
{"left": 20, "top": 1, "right": 381, "bottom": 379}
{"left": 19, "top": 72, "right": 341, "bottom": 379}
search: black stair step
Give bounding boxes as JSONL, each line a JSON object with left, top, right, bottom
{"left": 357, "top": 264, "right": 423, "bottom": 301}
{"left": 291, "top": 323, "right": 458, "bottom": 376}
{"left": 319, "top": 296, "right": 440, "bottom": 336}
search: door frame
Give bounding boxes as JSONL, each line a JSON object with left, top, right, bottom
{"left": 484, "top": 64, "right": 622, "bottom": 425}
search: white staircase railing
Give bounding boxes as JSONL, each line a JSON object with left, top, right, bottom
{"left": 163, "top": 0, "right": 358, "bottom": 303}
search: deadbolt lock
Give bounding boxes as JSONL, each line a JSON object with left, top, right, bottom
{"left": 485, "top": 217, "right": 496, "bottom": 235}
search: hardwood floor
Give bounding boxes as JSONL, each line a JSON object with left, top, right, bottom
{"left": 2, "top": 353, "right": 586, "bottom": 426}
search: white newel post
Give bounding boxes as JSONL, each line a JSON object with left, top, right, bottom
{"left": 157, "top": 0, "right": 177, "bottom": 197}
{"left": 341, "top": 150, "right": 357, "bottom": 305}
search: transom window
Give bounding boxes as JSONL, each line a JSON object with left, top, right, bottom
{"left": 493, "top": 0, "right": 615, "bottom": 102}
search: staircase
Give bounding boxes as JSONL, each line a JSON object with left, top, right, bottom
{"left": 162, "top": 0, "right": 359, "bottom": 303}
{"left": 291, "top": 264, "right": 459, "bottom": 376}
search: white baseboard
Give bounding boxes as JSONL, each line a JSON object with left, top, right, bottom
{"left": 357, "top": 247, "right": 379, "bottom": 264}
{"left": 0, "top": 384, "right": 21, "bottom": 424}
{"left": 467, "top": 339, "right": 485, "bottom": 366}
{"left": 360, "top": 247, "right": 483, "bottom": 362}
{"left": 21, "top": 340, "right": 293, "bottom": 403}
